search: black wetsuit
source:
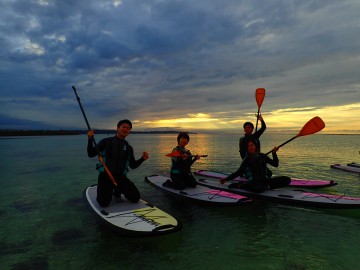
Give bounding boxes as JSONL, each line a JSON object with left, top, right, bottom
{"left": 239, "top": 119, "right": 266, "bottom": 159}
{"left": 87, "top": 136, "right": 145, "bottom": 207}
{"left": 169, "top": 146, "right": 197, "bottom": 190}
{"left": 225, "top": 152, "right": 290, "bottom": 192}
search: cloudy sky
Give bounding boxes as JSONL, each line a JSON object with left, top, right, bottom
{"left": 1, "top": 0, "right": 359, "bottom": 134}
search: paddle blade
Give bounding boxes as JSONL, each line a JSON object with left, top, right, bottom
{"left": 165, "top": 151, "right": 182, "bottom": 157}
{"left": 297, "top": 116, "right": 325, "bottom": 137}
{"left": 265, "top": 116, "right": 325, "bottom": 155}
{"left": 255, "top": 88, "right": 266, "bottom": 108}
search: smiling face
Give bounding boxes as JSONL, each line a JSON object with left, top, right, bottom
{"left": 178, "top": 136, "right": 189, "bottom": 148}
{"left": 116, "top": 123, "right": 131, "bottom": 139}
{"left": 247, "top": 140, "right": 257, "bottom": 154}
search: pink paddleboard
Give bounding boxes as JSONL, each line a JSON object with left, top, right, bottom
{"left": 194, "top": 170, "right": 337, "bottom": 188}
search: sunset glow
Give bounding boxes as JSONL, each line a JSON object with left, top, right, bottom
{"left": 132, "top": 103, "right": 360, "bottom": 134}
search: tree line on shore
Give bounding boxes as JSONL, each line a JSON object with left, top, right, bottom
{"left": 0, "top": 129, "right": 195, "bottom": 136}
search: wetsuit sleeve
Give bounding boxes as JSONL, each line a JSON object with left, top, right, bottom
{"left": 224, "top": 158, "right": 247, "bottom": 181}
{"left": 128, "top": 146, "right": 145, "bottom": 169}
{"left": 87, "top": 138, "right": 106, "bottom": 158}
{"left": 265, "top": 152, "right": 279, "bottom": 167}
{"left": 239, "top": 137, "right": 246, "bottom": 159}
{"left": 254, "top": 119, "right": 266, "bottom": 138}
{"left": 190, "top": 156, "right": 198, "bottom": 165}
{"left": 87, "top": 139, "right": 98, "bottom": 158}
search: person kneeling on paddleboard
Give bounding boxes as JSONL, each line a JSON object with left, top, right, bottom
{"left": 163, "top": 132, "right": 200, "bottom": 190}
{"left": 87, "top": 119, "right": 149, "bottom": 207}
{"left": 220, "top": 139, "right": 290, "bottom": 192}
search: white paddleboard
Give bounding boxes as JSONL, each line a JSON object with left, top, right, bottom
{"left": 331, "top": 163, "right": 360, "bottom": 174}
{"left": 194, "top": 170, "right": 338, "bottom": 188}
{"left": 145, "top": 174, "right": 252, "bottom": 205}
{"left": 84, "top": 185, "right": 182, "bottom": 236}
{"left": 196, "top": 178, "right": 360, "bottom": 209}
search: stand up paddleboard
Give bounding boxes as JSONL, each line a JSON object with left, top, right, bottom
{"left": 145, "top": 174, "right": 252, "bottom": 205}
{"left": 194, "top": 170, "right": 338, "bottom": 188}
{"left": 196, "top": 178, "right": 360, "bottom": 209}
{"left": 331, "top": 163, "right": 360, "bottom": 174}
{"left": 83, "top": 185, "right": 182, "bottom": 237}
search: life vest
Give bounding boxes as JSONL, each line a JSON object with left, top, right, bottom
{"left": 96, "top": 137, "right": 130, "bottom": 176}
{"left": 170, "top": 146, "right": 192, "bottom": 174}
{"left": 243, "top": 154, "right": 271, "bottom": 181}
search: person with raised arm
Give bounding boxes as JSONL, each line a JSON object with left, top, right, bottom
{"left": 87, "top": 119, "right": 149, "bottom": 207}
{"left": 222, "top": 139, "right": 290, "bottom": 192}
{"left": 239, "top": 114, "right": 266, "bottom": 159}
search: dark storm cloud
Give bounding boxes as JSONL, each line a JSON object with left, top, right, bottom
{"left": 0, "top": 0, "right": 359, "bottom": 131}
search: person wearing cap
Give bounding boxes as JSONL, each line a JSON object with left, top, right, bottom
{"left": 87, "top": 119, "right": 149, "bottom": 207}
{"left": 163, "top": 132, "right": 200, "bottom": 190}
{"left": 239, "top": 114, "right": 266, "bottom": 159}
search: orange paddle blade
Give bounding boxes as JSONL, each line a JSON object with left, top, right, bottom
{"left": 297, "top": 116, "right": 325, "bottom": 137}
{"left": 265, "top": 116, "right": 325, "bottom": 155}
{"left": 165, "top": 151, "right": 182, "bottom": 157}
{"left": 255, "top": 88, "right": 266, "bottom": 108}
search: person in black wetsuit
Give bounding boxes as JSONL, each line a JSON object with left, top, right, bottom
{"left": 239, "top": 114, "right": 266, "bottom": 159}
{"left": 163, "top": 132, "right": 200, "bottom": 190}
{"left": 221, "top": 139, "right": 290, "bottom": 192}
{"left": 87, "top": 119, "right": 149, "bottom": 207}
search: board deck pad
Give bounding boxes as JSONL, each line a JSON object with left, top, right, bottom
{"left": 196, "top": 178, "right": 360, "bottom": 209}
{"left": 331, "top": 164, "right": 360, "bottom": 174}
{"left": 194, "top": 170, "right": 338, "bottom": 188}
{"left": 84, "top": 185, "right": 182, "bottom": 236}
{"left": 145, "top": 174, "right": 252, "bottom": 205}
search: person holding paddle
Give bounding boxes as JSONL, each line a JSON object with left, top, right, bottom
{"left": 239, "top": 114, "right": 266, "bottom": 159}
{"left": 221, "top": 139, "right": 291, "bottom": 192}
{"left": 163, "top": 132, "right": 200, "bottom": 190}
{"left": 87, "top": 119, "right": 149, "bottom": 207}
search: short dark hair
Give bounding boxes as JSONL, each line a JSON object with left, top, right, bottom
{"left": 117, "top": 119, "right": 132, "bottom": 128}
{"left": 243, "top": 122, "right": 254, "bottom": 129}
{"left": 177, "top": 132, "right": 190, "bottom": 143}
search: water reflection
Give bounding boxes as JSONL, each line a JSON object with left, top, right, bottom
{"left": 1, "top": 133, "right": 360, "bottom": 270}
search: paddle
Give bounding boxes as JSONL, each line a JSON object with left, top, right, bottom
{"left": 72, "top": 85, "right": 118, "bottom": 187}
{"left": 255, "top": 88, "right": 266, "bottom": 132}
{"left": 165, "top": 150, "right": 208, "bottom": 158}
{"left": 265, "top": 116, "right": 325, "bottom": 155}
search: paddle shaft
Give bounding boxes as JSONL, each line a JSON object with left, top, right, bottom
{"left": 72, "top": 86, "right": 92, "bottom": 133}
{"left": 255, "top": 109, "right": 260, "bottom": 132}
{"left": 72, "top": 86, "right": 118, "bottom": 186}
{"left": 265, "top": 136, "right": 296, "bottom": 155}
{"left": 264, "top": 116, "right": 325, "bottom": 155}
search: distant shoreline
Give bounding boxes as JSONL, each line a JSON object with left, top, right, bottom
{"left": 0, "top": 129, "right": 196, "bottom": 137}
{"left": 0, "top": 129, "right": 358, "bottom": 137}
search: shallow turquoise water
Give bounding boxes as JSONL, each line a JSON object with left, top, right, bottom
{"left": 0, "top": 133, "right": 359, "bottom": 269}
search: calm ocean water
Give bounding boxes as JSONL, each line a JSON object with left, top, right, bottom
{"left": 0, "top": 133, "right": 359, "bottom": 270}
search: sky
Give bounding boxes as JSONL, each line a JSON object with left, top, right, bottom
{"left": 1, "top": 0, "right": 360, "bottom": 134}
